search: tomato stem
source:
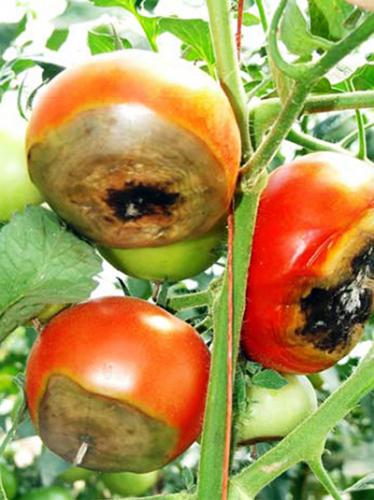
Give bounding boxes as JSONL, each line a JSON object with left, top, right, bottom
{"left": 286, "top": 128, "right": 351, "bottom": 155}
{"left": 235, "top": 0, "right": 244, "bottom": 55}
{"left": 307, "top": 459, "right": 343, "bottom": 500}
{"left": 254, "top": 0, "right": 268, "bottom": 32}
{"left": 346, "top": 79, "right": 367, "bottom": 160}
{"left": 206, "top": 0, "right": 252, "bottom": 160}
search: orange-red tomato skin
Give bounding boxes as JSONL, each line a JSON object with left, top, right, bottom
{"left": 26, "top": 296, "right": 210, "bottom": 459}
{"left": 242, "top": 153, "right": 374, "bottom": 373}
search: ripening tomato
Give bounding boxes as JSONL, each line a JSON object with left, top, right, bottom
{"left": 0, "top": 127, "right": 43, "bottom": 222}
{"left": 346, "top": 0, "right": 374, "bottom": 10}
{"left": 25, "top": 297, "right": 210, "bottom": 472}
{"left": 27, "top": 50, "right": 240, "bottom": 249}
{"left": 242, "top": 153, "right": 374, "bottom": 373}
{"left": 236, "top": 375, "right": 318, "bottom": 444}
{"left": 99, "top": 223, "right": 225, "bottom": 281}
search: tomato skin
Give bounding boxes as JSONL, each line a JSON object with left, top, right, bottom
{"left": 242, "top": 153, "right": 374, "bottom": 374}
{"left": 27, "top": 50, "right": 240, "bottom": 249}
{"left": 99, "top": 223, "right": 225, "bottom": 281}
{"left": 25, "top": 297, "right": 210, "bottom": 472}
{"left": 0, "top": 464, "right": 17, "bottom": 499}
{"left": 0, "top": 127, "right": 43, "bottom": 222}
{"left": 237, "top": 375, "right": 317, "bottom": 444}
{"left": 346, "top": 0, "right": 374, "bottom": 10}
{"left": 101, "top": 470, "right": 158, "bottom": 496}
{"left": 18, "top": 486, "right": 73, "bottom": 500}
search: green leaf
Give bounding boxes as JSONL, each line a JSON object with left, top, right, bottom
{"left": 252, "top": 369, "right": 288, "bottom": 389}
{"left": 126, "top": 277, "right": 152, "bottom": 299}
{"left": 0, "top": 15, "right": 27, "bottom": 57}
{"left": 87, "top": 25, "right": 131, "bottom": 54}
{"left": 54, "top": 0, "right": 107, "bottom": 27}
{"left": 90, "top": 0, "right": 135, "bottom": 10}
{"left": 280, "top": 0, "right": 331, "bottom": 57}
{"left": 346, "top": 473, "right": 374, "bottom": 492}
{"left": 0, "top": 207, "right": 102, "bottom": 341}
{"left": 242, "top": 12, "right": 260, "bottom": 27}
{"left": 160, "top": 18, "right": 215, "bottom": 66}
{"left": 46, "top": 28, "right": 69, "bottom": 50}
{"left": 308, "top": 0, "right": 354, "bottom": 41}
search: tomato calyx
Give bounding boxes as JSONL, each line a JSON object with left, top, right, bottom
{"left": 299, "top": 243, "right": 374, "bottom": 352}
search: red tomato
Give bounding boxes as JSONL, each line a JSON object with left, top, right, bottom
{"left": 242, "top": 153, "right": 374, "bottom": 373}
{"left": 25, "top": 297, "right": 210, "bottom": 472}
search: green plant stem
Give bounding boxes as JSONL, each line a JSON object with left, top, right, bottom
{"left": 206, "top": 0, "right": 252, "bottom": 159}
{"left": 267, "top": 0, "right": 313, "bottom": 80}
{"left": 168, "top": 290, "right": 211, "bottom": 311}
{"left": 255, "top": 0, "right": 268, "bottom": 32}
{"left": 340, "top": 120, "right": 374, "bottom": 147}
{"left": 229, "top": 344, "right": 374, "bottom": 498}
{"left": 308, "top": 460, "right": 343, "bottom": 500}
{"left": 287, "top": 128, "right": 350, "bottom": 154}
{"left": 243, "top": 81, "right": 312, "bottom": 175}
{"left": 244, "top": 13, "right": 374, "bottom": 174}
{"left": 346, "top": 80, "right": 367, "bottom": 159}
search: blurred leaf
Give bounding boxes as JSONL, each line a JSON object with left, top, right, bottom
{"left": 135, "top": 0, "right": 160, "bottom": 11}
{"left": 90, "top": 0, "right": 135, "bottom": 10}
{"left": 242, "top": 13, "right": 260, "bottom": 26}
{"left": 125, "top": 277, "right": 152, "bottom": 299}
{"left": 0, "top": 15, "right": 27, "bottom": 57}
{"left": 252, "top": 369, "right": 288, "bottom": 389}
{"left": 54, "top": 0, "right": 106, "bottom": 26}
{"left": 0, "top": 207, "right": 102, "bottom": 341}
{"left": 160, "top": 17, "right": 215, "bottom": 66}
{"left": 347, "top": 473, "right": 374, "bottom": 492}
{"left": 308, "top": 0, "right": 354, "bottom": 41}
{"left": 46, "top": 28, "right": 69, "bottom": 50}
{"left": 87, "top": 25, "right": 131, "bottom": 54}
{"left": 280, "top": 0, "right": 330, "bottom": 57}
{"left": 38, "top": 449, "right": 71, "bottom": 486}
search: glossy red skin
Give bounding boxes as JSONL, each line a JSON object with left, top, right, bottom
{"left": 242, "top": 153, "right": 374, "bottom": 373}
{"left": 26, "top": 296, "right": 210, "bottom": 460}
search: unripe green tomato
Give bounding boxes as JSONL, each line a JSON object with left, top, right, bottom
{"left": 99, "top": 224, "right": 225, "bottom": 281}
{"left": 58, "top": 466, "right": 94, "bottom": 483}
{"left": 0, "top": 464, "right": 17, "bottom": 500}
{"left": 18, "top": 486, "right": 73, "bottom": 500}
{"left": 101, "top": 470, "right": 159, "bottom": 497}
{"left": 237, "top": 375, "right": 318, "bottom": 444}
{"left": 0, "top": 127, "right": 43, "bottom": 222}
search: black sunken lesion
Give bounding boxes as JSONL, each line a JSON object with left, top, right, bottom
{"left": 298, "top": 244, "right": 374, "bottom": 352}
{"left": 106, "top": 182, "right": 180, "bottom": 221}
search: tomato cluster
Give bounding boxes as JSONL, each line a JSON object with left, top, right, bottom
{"left": 7, "top": 48, "right": 371, "bottom": 479}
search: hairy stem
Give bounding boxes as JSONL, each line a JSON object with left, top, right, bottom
{"left": 287, "top": 128, "right": 350, "bottom": 154}
{"left": 206, "top": 0, "right": 252, "bottom": 160}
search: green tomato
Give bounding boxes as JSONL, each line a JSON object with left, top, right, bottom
{"left": 0, "top": 127, "right": 43, "bottom": 222}
{"left": 0, "top": 464, "right": 17, "bottom": 500}
{"left": 101, "top": 470, "right": 159, "bottom": 497}
{"left": 18, "top": 486, "right": 73, "bottom": 500}
{"left": 99, "top": 224, "right": 225, "bottom": 281}
{"left": 237, "top": 375, "right": 318, "bottom": 444}
{"left": 58, "top": 466, "right": 94, "bottom": 483}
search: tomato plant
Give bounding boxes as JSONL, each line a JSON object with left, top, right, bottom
{"left": 0, "top": 1, "right": 374, "bottom": 500}
{"left": 0, "top": 126, "right": 43, "bottom": 222}
{"left": 58, "top": 466, "right": 94, "bottom": 483}
{"left": 101, "top": 470, "right": 159, "bottom": 496}
{"left": 242, "top": 152, "right": 374, "bottom": 373}
{"left": 99, "top": 223, "right": 225, "bottom": 281}
{"left": 25, "top": 296, "right": 210, "bottom": 472}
